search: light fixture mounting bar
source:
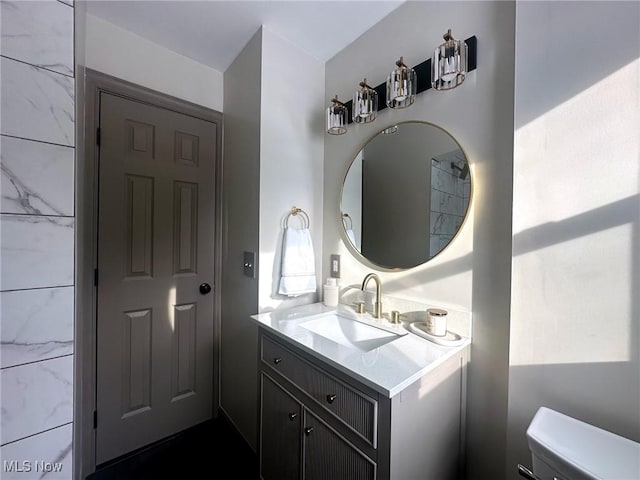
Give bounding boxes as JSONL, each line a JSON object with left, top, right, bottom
{"left": 343, "top": 35, "right": 477, "bottom": 124}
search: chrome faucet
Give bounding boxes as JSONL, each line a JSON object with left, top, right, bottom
{"left": 361, "top": 273, "right": 382, "bottom": 318}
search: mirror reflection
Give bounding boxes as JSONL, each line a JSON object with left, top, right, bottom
{"left": 341, "top": 121, "right": 471, "bottom": 269}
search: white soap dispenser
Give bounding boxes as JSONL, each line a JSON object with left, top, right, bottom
{"left": 323, "top": 278, "right": 339, "bottom": 307}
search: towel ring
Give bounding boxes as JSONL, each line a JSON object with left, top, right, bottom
{"left": 342, "top": 213, "right": 353, "bottom": 230}
{"left": 285, "top": 206, "right": 310, "bottom": 229}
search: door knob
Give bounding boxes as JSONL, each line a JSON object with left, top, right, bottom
{"left": 326, "top": 394, "right": 337, "bottom": 404}
{"left": 199, "top": 283, "right": 212, "bottom": 295}
{"left": 304, "top": 427, "right": 314, "bottom": 436}
{"left": 288, "top": 413, "right": 297, "bottom": 421}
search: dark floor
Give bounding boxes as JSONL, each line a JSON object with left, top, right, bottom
{"left": 88, "top": 415, "right": 259, "bottom": 479}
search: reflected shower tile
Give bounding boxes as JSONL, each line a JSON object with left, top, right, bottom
{"left": 1, "top": 136, "right": 75, "bottom": 216}
{"left": 0, "top": 0, "right": 74, "bottom": 77}
{"left": 455, "top": 195, "right": 466, "bottom": 216}
{"left": 1, "top": 355, "right": 73, "bottom": 445}
{"left": 1, "top": 58, "right": 74, "bottom": 146}
{"left": 439, "top": 234, "right": 452, "bottom": 251}
{"left": 431, "top": 212, "right": 447, "bottom": 235}
{"left": 1, "top": 287, "right": 74, "bottom": 368}
{"left": 0, "top": 214, "right": 74, "bottom": 291}
{"left": 431, "top": 166, "right": 448, "bottom": 191}
{"left": 430, "top": 189, "right": 440, "bottom": 213}
{"left": 429, "top": 236, "right": 441, "bottom": 257}
{"left": 443, "top": 171, "right": 456, "bottom": 195}
{"left": 0, "top": 423, "right": 72, "bottom": 479}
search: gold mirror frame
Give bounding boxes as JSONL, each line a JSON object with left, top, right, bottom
{"left": 339, "top": 121, "right": 474, "bottom": 271}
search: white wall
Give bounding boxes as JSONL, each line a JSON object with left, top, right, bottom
{"left": 85, "top": 14, "right": 223, "bottom": 111}
{"left": 323, "top": 2, "right": 515, "bottom": 478}
{"left": 507, "top": 1, "right": 640, "bottom": 477}
{"left": 258, "top": 27, "right": 325, "bottom": 312}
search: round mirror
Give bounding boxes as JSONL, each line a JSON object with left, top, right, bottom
{"left": 341, "top": 121, "right": 471, "bottom": 270}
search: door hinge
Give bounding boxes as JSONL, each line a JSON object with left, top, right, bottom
{"left": 93, "top": 410, "right": 97, "bottom": 429}
{"left": 96, "top": 127, "right": 101, "bottom": 146}
{"left": 94, "top": 268, "right": 99, "bottom": 287}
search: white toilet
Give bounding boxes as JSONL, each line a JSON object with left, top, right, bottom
{"left": 524, "top": 406, "right": 640, "bottom": 480}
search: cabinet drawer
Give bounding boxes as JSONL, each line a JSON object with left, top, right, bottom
{"left": 261, "top": 334, "right": 378, "bottom": 447}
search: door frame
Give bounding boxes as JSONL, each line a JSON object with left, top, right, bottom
{"left": 75, "top": 68, "right": 223, "bottom": 477}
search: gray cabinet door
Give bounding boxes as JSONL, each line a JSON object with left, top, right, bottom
{"left": 261, "top": 374, "right": 302, "bottom": 480}
{"left": 303, "top": 409, "right": 376, "bottom": 480}
{"left": 96, "top": 92, "right": 217, "bottom": 463}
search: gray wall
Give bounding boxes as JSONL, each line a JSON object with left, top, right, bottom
{"left": 506, "top": 1, "right": 640, "bottom": 477}
{"left": 221, "top": 26, "right": 325, "bottom": 452}
{"left": 220, "top": 28, "right": 262, "bottom": 451}
{"left": 323, "top": 2, "right": 515, "bottom": 479}
{"left": 0, "top": 0, "right": 76, "bottom": 477}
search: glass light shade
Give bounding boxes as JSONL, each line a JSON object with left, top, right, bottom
{"left": 386, "top": 58, "right": 417, "bottom": 109}
{"left": 353, "top": 80, "right": 378, "bottom": 124}
{"left": 432, "top": 30, "right": 468, "bottom": 91}
{"left": 327, "top": 97, "right": 348, "bottom": 135}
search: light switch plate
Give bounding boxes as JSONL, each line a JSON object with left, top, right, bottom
{"left": 330, "top": 254, "right": 340, "bottom": 278}
{"left": 243, "top": 251, "right": 256, "bottom": 278}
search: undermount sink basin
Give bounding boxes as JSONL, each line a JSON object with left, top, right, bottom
{"left": 299, "top": 313, "right": 401, "bottom": 352}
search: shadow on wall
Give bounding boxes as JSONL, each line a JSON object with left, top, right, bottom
{"left": 506, "top": 192, "right": 640, "bottom": 475}
{"left": 514, "top": 2, "right": 640, "bottom": 129}
{"left": 507, "top": 361, "right": 640, "bottom": 474}
{"left": 512, "top": 195, "right": 639, "bottom": 257}
{"left": 346, "top": 190, "right": 639, "bottom": 475}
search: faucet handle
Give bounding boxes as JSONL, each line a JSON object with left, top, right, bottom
{"left": 353, "top": 301, "right": 365, "bottom": 314}
{"left": 382, "top": 310, "right": 401, "bottom": 324}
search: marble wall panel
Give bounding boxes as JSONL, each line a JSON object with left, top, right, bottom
{"left": 1, "top": 0, "right": 74, "bottom": 77}
{"left": 1, "top": 136, "right": 75, "bottom": 216}
{"left": 0, "top": 57, "right": 74, "bottom": 146}
{"left": 1, "top": 355, "right": 73, "bottom": 445}
{"left": 0, "top": 0, "right": 76, "bottom": 473}
{"left": 0, "top": 423, "right": 72, "bottom": 479}
{"left": 1, "top": 287, "right": 74, "bottom": 368}
{"left": 0, "top": 214, "right": 74, "bottom": 291}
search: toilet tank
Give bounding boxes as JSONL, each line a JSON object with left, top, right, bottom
{"left": 526, "top": 407, "right": 640, "bottom": 480}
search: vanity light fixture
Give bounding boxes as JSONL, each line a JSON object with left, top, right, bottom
{"left": 325, "top": 35, "right": 477, "bottom": 135}
{"left": 326, "top": 95, "right": 348, "bottom": 135}
{"left": 432, "top": 29, "right": 468, "bottom": 91}
{"left": 353, "top": 78, "right": 378, "bottom": 123}
{"left": 386, "top": 56, "right": 417, "bottom": 109}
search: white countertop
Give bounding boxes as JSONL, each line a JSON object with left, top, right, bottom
{"left": 250, "top": 302, "right": 470, "bottom": 398}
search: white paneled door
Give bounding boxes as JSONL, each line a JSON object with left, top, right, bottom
{"left": 96, "top": 93, "right": 217, "bottom": 464}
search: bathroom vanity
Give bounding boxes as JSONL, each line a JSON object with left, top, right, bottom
{"left": 251, "top": 303, "right": 470, "bottom": 480}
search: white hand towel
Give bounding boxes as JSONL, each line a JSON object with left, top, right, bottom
{"left": 278, "top": 227, "right": 316, "bottom": 296}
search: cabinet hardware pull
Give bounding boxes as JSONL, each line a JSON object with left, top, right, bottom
{"left": 288, "top": 413, "right": 297, "bottom": 421}
{"left": 304, "top": 427, "right": 314, "bottom": 436}
{"left": 326, "top": 394, "right": 337, "bottom": 403}
{"left": 274, "top": 357, "right": 282, "bottom": 365}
